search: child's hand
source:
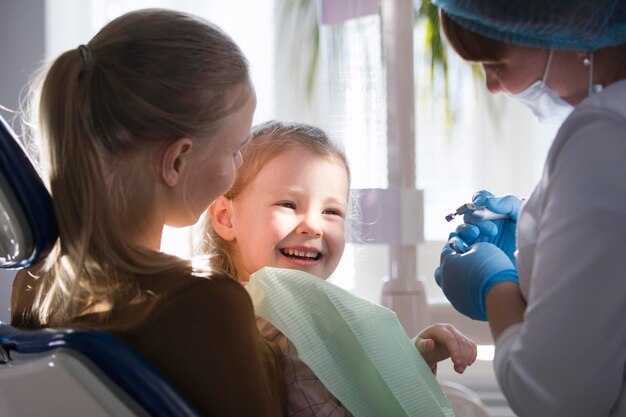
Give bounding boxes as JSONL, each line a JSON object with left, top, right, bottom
{"left": 413, "top": 323, "right": 477, "bottom": 375}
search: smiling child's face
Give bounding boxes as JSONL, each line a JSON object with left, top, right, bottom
{"left": 225, "top": 146, "right": 349, "bottom": 282}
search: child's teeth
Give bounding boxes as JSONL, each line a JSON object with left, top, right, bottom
{"left": 283, "top": 249, "right": 319, "bottom": 258}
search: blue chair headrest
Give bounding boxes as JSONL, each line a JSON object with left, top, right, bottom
{"left": 0, "top": 115, "right": 58, "bottom": 269}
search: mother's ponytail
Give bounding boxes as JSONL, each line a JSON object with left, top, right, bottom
{"left": 28, "top": 8, "right": 251, "bottom": 325}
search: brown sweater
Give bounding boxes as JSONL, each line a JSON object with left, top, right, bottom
{"left": 11, "top": 269, "right": 287, "bottom": 417}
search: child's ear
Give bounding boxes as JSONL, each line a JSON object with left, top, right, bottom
{"left": 161, "top": 138, "right": 193, "bottom": 187}
{"left": 210, "top": 196, "right": 236, "bottom": 241}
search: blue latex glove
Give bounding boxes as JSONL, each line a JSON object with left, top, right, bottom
{"left": 455, "top": 190, "right": 522, "bottom": 265}
{"left": 435, "top": 239, "right": 518, "bottom": 321}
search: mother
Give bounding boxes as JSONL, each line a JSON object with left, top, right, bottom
{"left": 11, "top": 9, "right": 285, "bottom": 416}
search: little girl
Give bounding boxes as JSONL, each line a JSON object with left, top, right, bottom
{"left": 200, "top": 120, "right": 476, "bottom": 416}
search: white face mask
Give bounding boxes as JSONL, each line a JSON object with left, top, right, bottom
{"left": 506, "top": 50, "right": 574, "bottom": 123}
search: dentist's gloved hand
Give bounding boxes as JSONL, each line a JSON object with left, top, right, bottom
{"left": 456, "top": 190, "right": 523, "bottom": 265}
{"left": 435, "top": 238, "right": 519, "bottom": 321}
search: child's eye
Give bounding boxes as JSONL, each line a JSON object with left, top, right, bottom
{"left": 323, "top": 208, "right": 345, "bottom": 218}
{"left": 277, "top": 202, "right": 296, "bottom": 209}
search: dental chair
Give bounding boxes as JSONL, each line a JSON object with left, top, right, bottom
{"left": 0, "top": 115, "right": 201, "bottom": 417}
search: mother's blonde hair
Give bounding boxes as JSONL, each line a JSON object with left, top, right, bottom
{"left": 28, "top": 9, "right": 251, "bottom": 326}
{"left": 197, "top": 120, "right": 351, "bottom": 281}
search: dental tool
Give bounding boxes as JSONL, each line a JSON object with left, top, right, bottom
{"left": 445, "top": 203, "right": 509, "bottom": 222}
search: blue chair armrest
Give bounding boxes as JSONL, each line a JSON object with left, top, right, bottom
{"left": 0, "top": 322, "right": 201, "bottom": 417}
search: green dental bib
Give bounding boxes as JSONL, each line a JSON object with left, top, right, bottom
{"left": 247, "top": 267, "right": 454, "bottom": 417}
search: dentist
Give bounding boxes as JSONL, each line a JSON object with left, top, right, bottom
{"left": 432, "top": 1, "right": 626, "bottom": 416}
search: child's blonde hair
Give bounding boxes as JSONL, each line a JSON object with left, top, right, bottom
{"left": 199, "top": 120, "right": 351, "bottom": 281}
{"left": 28, "top": 9, "right": 252, "bottom": 326}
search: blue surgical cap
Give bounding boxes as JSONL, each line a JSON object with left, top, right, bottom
{"left": 431, "top": 0, "right": 626, "bottom": 51}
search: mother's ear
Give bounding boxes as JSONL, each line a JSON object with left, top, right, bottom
{"left": 209, "top": 196, "right": 236, "bottom": 241}
{"left": 161, "top": 138, "right": 194, "bottom": 187}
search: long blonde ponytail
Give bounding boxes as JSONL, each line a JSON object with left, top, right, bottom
{"left": 29, "top": 9, "right": 251, "bottom": 326}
